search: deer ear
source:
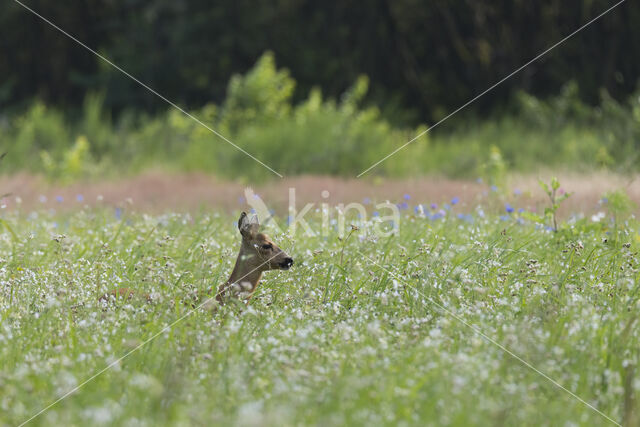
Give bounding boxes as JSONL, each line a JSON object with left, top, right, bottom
{"left": 238, "top": 212, "right": 249, "bottom": 231}
{"left": 238, "top": 211, "right": 259, "bottom": 238}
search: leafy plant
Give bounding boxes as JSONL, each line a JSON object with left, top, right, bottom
{"left": 539, "top": 177, "right": 571, "bottom": 232}
{"left": 40, "top": 135, "right": 94, "bottom": 182}
{"left": 602, "top": 190, "right": 636, "bottom": 242}
{"left": 482, "top": 145, "right": 506, "bottom": 189}
{"left": 521, "top": 177, "right": 571, "bottom": 232}
{"left": 221, "top": 51, "right": 295, "bottom": 135}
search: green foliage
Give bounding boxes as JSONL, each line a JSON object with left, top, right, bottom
{"left": 603, "top": 190, "right": 636, "bottom": 243}
{"left": 40, "top": 135, "right": 95, "bottom": 182}
{"left": 520, "top": 177, "right": 571, "bottom": 232}
{"left": 604, "top": 190, "right": 636, "bottom": 220}
{"left": 4, "top": 0, "right": 640, "bottom": 125}
{"left": 182, "top": 56, "right": 422, "bottom": 178}
{"left": 8, "top": 102, "right": 71, "bottom": 169}
{"left": 540, "top": 177, "right": 571, "bottom": 232}
{"left": 80, "top": 93, "right": 113, "bottom": 158}
{"left": 219, "top": 76, "right": 415, "bottom": 178}
{"left": 3, "top": 54, "right": 640, "bottom": 181}
{"left": 221, "top": 51, "right": 295, "bottom": 134}
{"left": 481, "top": 145, "right": 506, "bottom": 189}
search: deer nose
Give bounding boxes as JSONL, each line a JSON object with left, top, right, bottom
{"left": 281, "top": 257, "right": 294, "bottom": 269}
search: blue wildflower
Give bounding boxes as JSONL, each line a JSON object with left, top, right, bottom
{"left": 505, "top": 203, "right": 514, "bottom": 213}
{"left": 115, "top": 207, "right": 123, "bottom": 220}
{"left": 76, "top": 194, "right": 84, "bottom": 202}
{"left": 403, "top": 194, "right": 411, "bottom": 201}
{"left": 56, "top": 196, "right": 63, "bottom": 203}
{"left": 451, "top": 197, "right": 459, "bottom": 205}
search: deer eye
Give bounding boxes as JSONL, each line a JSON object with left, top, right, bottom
{"left": 261, "top": 244, "right": 273, "bottom": 250}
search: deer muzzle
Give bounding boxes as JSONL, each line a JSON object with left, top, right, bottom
{"left": 279, "top": 257, "right": 294, "bottom": 270}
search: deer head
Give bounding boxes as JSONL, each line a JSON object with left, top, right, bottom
{"left": 217, "top": 212, "right": 293, "bottom": 303}
{"left": 237, "top": 212, "right": 293, "bottom": 271}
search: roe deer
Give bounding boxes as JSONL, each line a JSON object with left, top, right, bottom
{"left": 100, "top": 211, "right": 293, "bottom": 306}
{"left": 215, "top": 211, "right": 293, "bottom": 303}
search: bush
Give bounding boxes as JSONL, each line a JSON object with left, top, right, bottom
{"left": 3, "top": 52, "right": 640, "bottom": 181}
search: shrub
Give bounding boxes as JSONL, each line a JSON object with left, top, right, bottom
{"left": 3, "top": 53, "right": 640, "bottom": 181}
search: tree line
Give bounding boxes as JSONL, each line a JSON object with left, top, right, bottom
{"left": 2, "top": 0, "right": 638, "bottom": 123}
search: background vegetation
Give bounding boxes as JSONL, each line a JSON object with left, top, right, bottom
{"left": 3, "top": 0, "right": 640, "bottom": 121}
{"left": 1, "top": 1, "right": 639, "bottom": 181}
{"left": 2, "top": 52, "right": 640, "bottom": 181}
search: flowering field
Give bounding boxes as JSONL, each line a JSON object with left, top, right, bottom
{"left": 0, "top": 206, "right": 638, "bottom": 426}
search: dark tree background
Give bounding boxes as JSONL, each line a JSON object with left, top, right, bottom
{"left": 1, "top": 0, "right": 638, "bottom": 123}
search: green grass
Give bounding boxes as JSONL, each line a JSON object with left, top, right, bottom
{"left": 0, "top": 206, "right": 638, "bottom": 426}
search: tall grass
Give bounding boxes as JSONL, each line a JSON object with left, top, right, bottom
{"left": 0, "top": 206, "right": 637, "bottom": 425}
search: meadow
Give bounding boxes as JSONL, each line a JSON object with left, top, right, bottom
{"left": 1, "top": 198, "right": 638, "bottom": 426}
{"left": 3, "top": 3, "right": 638, "bottom": 426}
